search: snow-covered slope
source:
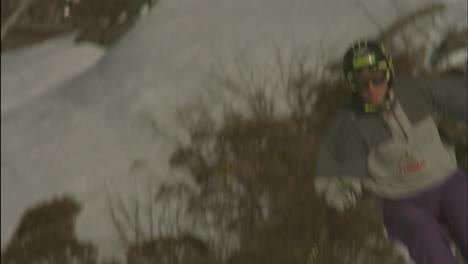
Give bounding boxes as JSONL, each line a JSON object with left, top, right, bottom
{"left": 1, "top": 0, "right": 466, "bottom": 261}
{"left": 1, "top": 32, "right": 105, "bottom": 114}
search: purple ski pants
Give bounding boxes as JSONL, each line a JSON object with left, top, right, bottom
{"left": 382, "top": 170, "right": 467, "bottom": 264}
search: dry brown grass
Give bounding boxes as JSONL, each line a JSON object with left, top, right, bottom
{"left": 126, "top": 235, "right": 222, "bottom": 264}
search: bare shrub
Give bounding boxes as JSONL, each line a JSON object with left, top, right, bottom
{"left": 105, "top": 160, "right": 186, "bottom": 248}
{"left": 1, "top": 0, "right": 157, "bottom": 49}
{"left": 430, "top": 28, "right": 467, "bottom": 72}
{"left": 72, "top": 0, "right": 155, "bottom": 45}
{"left": 72, "top": 0, "right": 154, "bottom": 25}
{"left": 126, "top": 235, "right": 221, "bottom": 264}
{"left": 1, "top": 0, "right": 40, "bottom": 41}
{"left": 1, "top": 195, "right": 97, "bottom": 264}
{"left": 105, "top": 159, "right": 223, "bottom": 262}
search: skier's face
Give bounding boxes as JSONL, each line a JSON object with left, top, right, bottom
{"left": 356, "top": 69, "right": 388, "bottom": 105}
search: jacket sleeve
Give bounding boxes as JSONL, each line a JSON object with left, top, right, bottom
{"left": 313, "top": 112, "right": 367, "bottom": 199}
{"left": 415, "top": 74, "right": 467, "bottom": 122}
{"left": 313, "top": 126, "right": 342, "bottom": 198}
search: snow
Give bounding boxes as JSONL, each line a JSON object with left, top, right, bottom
{"left": 434, "top": 47, "right": 468, "bottom": 71}
{"left": 1, "top": 32, "right": 105, "bottom": 114}
{"left": 1, "top": 0, "right": 466, "bottom": 262}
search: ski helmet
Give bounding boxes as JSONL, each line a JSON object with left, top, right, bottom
{"left": 342, "top": 40, "right": 395, "bottom": 94}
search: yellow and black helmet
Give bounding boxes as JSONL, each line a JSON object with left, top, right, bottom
{"left": 342, "top": 40, "right": 395, "bottom": 94}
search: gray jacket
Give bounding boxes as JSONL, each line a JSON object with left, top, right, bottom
{"left": 314, "top": 74, "right": 467, "bottom": 200}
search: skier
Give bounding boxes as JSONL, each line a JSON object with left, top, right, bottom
{"left": 313, "top": 40, "right": 467, "bottom": 264}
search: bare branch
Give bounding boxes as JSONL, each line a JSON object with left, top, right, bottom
{"left": 105, "top": 185, "right": 130, "bottom": 247}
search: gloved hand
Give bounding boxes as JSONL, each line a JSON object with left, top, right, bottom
{"left": 323, "top": 177, "right": 362, "bottom": 212}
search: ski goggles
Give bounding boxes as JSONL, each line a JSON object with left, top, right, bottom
{"left": 354, "top": 68, "right": 387, "bottom": 91}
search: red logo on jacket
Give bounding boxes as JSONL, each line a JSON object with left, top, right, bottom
{"left": 398, "top": 151, "right": 427, "bottom": 175}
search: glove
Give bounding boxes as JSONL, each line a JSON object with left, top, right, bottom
{"left": 323, "top": 177, "right": 362, "bottom": 212}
